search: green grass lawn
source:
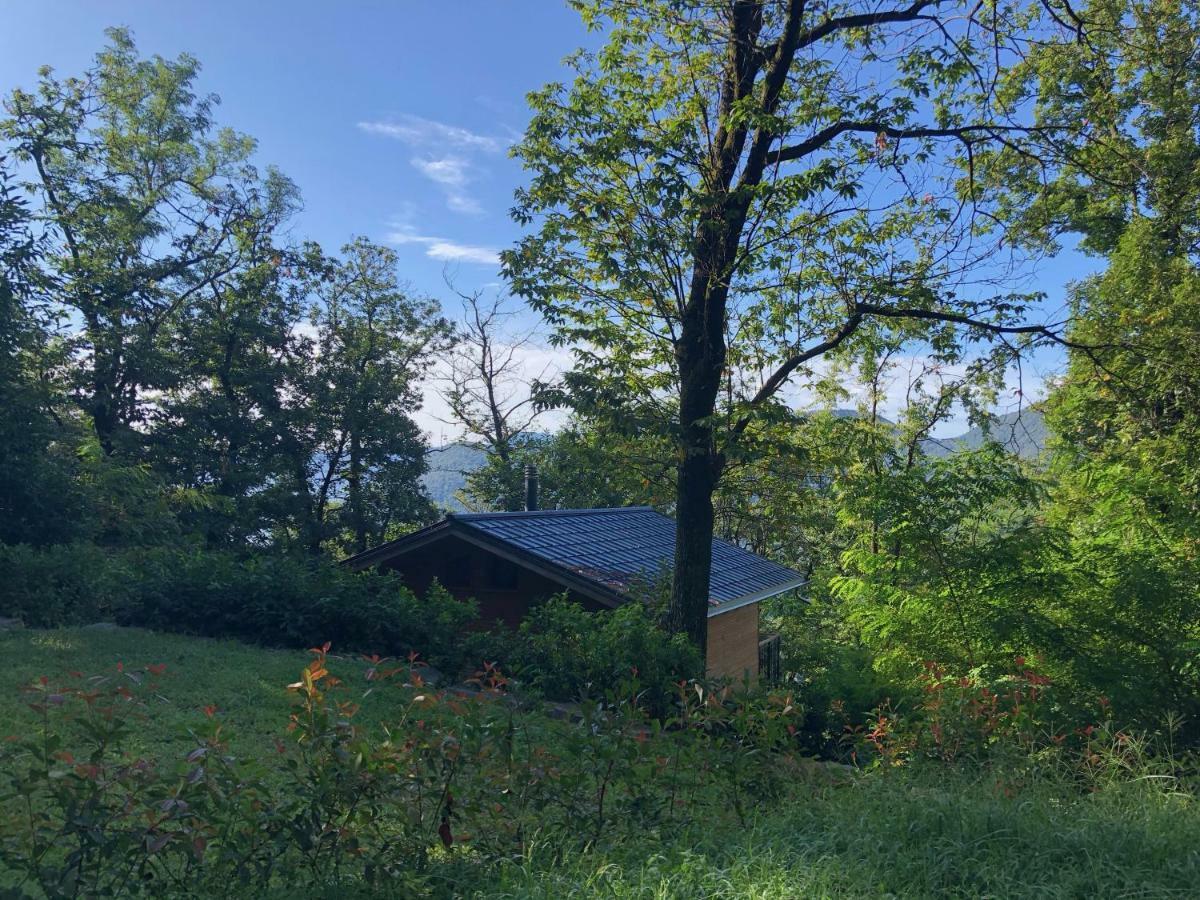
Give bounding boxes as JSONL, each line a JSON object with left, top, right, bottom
{"left": 0, "top": 625, "right": 395, "bottom": 762}
{"left": 3, "top": 626, "right": 1198, "bottom": 898}
{"left": 463, "top": 771, "right": 1199, "bottom": 899}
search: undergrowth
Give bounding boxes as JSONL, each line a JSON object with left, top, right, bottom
{"left": 0, "top": 627, "right": 1196, "bottom": 899}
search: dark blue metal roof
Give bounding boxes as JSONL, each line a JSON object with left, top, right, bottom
{"left": 452, "top": 507, "right": 804, "bottom": 608}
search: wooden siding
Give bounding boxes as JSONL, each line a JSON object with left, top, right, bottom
{"left": 705, "top": 602, "right": 759, "bottom": 681}
{"left": 378, "top": 533, "right": 605, "bottom": 628}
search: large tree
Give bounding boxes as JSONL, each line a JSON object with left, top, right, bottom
{"left": 280, "top": 239, "right": 453, "bottom": 555}
{"left": 0, "top": 156, "right": 83, "bottom": 545}
{"left": 507, "top": 0, "right": 1081, "bottom": 652}
{"left": 2, "top": 28, "right": 295, "bottom": 455}
{"left": 147, "top": 227, "right": 303, "bottom": 545}
{"left": 997, "top": 0, "right": 1200, "bottom": 725}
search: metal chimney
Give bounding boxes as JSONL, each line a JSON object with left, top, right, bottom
{"left": 523, "top": 464, "right": 539, "bottom": 512}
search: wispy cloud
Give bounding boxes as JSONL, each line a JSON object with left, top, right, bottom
{"left": 410, "top": 155, "right": 482, "bottom": 214}
{"left": 357, "top": 115, "right": 502, "bottom": 153}
{"left": 386, "top": 225, "right": 501, "bottom": 266}
{"left": 359, "top": 115, "right": 503, "bottom": 214}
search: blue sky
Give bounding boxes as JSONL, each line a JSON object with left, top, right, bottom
{"left": 2, "top": 3, "right": 1100, "bottom": 439}
{"left": 1, "top": 1, "right": 593, "bottom": 299}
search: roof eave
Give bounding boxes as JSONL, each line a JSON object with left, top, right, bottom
{"left": 706, "top": 576, "right": 808, "bottom": 618}
{"left": 340, "top": 518, "right": 454, "bottom": 571}
{"left": 342, "top": 516, "right": 627, "bottom": 610}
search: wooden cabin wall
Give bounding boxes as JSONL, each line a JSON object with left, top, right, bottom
{"left": 379, "top": 534, "right": 605, "bottom": 629}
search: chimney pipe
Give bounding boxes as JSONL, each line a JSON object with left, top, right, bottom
{"left": 524, "top": 464, "right": 539, "bottom": 512}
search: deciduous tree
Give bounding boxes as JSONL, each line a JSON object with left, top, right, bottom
{"left": 508, "top": 0, "right": 1079, "bottom": 651}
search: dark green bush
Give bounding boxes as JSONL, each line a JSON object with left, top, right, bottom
{"left": 0, "top": 542, "right": 130, "bottom": 627}
{"left": 126, "top": 550, "right": 478, "bottom": 672}
{"left": 0, "top": 544, "right": 478, "bottom": 672}
{"left": 510, "top": 594, "right": 702, "bottom": 711}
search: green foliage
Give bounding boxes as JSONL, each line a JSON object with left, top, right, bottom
{"left": 2, "top": 27, "right": 295, "bottom": 456}
{"left": 0, "top": 543, "right": 128, "bottom": 628}
{"left": 832, "top": 446, "right": 1065, "bottom": 678}
{"left": 988, "top": 0, "right": 1200, "bottom": 736}
{"left": 464, "top": 424, "right": 669, "bottom": 512}
{"left": 0, "top": 638, "right": 806, "bottom": 897}
{"left": 0, "top": 629, "right": 1196, "bottom": 899}
{"left": 1036, "top": 223, "right": 1200, "bottom": 733}
{"left": 511, "top": 595, "right": 702, "bottom": 711}
{"left": 280, "top": 239, "right": 453, "bottom": 554}
{"left": 0, "top": 32, "right": 446, "bottom": 558}
{"left": 0, "top": 545, "right": 478, "bottom": 672}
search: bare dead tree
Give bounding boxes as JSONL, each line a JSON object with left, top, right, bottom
{"left": 439, "top": 285, "right": 551, "bottom": 461}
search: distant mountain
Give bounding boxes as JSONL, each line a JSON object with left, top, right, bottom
{"left": 812, "top": 407, "right": 1047, "bottom": 460}
{"left": 422, "top": 409, "right": 1048, "bottom": 509}
{"left": 921, "top": 409, "right": 1047, "bottom": 460}
{"left": 422, "top": 443, "right": 486, "bottom": 511}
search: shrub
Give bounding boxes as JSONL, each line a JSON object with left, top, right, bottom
{"left": 121, "top": 550, "right": 478, "bottom": 672}
{"left": 0, "top": 647, "right": 804, "bottom": 897}
{"left": 0, "top": 544, "right": 478, "bottom": 672}
{"left": 509, "top": 595, "right": 702, "bottom": 712}
{"left": 0, "top": 542, "right": 129, "bottom": 627}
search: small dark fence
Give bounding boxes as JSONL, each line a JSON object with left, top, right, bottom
{"left": 758, "top": 632, "right": 782, "bottom": 683}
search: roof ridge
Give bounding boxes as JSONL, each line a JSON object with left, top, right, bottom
{"left": 452, "top": 505, "right": 656, "bottom": 521}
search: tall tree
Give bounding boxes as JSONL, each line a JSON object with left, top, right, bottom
{"left": 2, "top": 28, "right": 295, "bottom": 455}
{"left": 148, "top": 230, "right": 303, "bottom": 545}
{"left": 280, "top": 239, "right": 453, "bottom": 555}
{"left": 997, "top": 0, "right": 1200, "bottom": 724}
{"left": 508, "top": 0, "right": 1079, "bottom": 651}
{"left": 0, "top": 155, "right": 83, "bottom": 545}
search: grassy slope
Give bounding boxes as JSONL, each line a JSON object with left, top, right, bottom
{"left": 462, "top": 774, "right": 1197, "bottom": 899}
{"left": 3, "top": 627, "right": 1198, "bottom": 899}
{"left": 0, "top": 626, "right": 393, "bottom": 762}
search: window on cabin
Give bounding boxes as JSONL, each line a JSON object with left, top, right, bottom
{"left": 486, "top": 556, "right": 519, "bottom": 590}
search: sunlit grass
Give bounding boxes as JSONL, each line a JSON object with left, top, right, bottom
{"left": 444, "top": 767, "right": 1197, "bottom": 898}
{"left": 3, "top": 626, "right": 1197, "bottom": 899}
{"left": 0, "top": 626, "right": 391, "bottom": 761}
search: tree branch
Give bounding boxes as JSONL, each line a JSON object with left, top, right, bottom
{"left": 795, "top": 0, "right": 946, "bottom": 52}
{"left": 855, "top": 302, "right": 1091, "bottom": 349}
{"left": 771, "top": 122, "right": 1039, "bottom": 166}
{"left": 732, "top": 310, "right": 865, "bottom": 435}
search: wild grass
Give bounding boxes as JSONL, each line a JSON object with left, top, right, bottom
{"left": 2, "top": 626, "right": 1197, "bottom": 899}
{"left": 446, "top": 765, "right": 1197, "bottom": 899}
{"left": 0, "top": 625, "right": 387, "bottom": 761}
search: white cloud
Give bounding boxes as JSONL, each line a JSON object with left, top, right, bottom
{"left": 410, "top": 155, "right": 483, "bottom": 214}
{"left": 359, "top": 115, "right": 502, "bottom": 215}
{"left": 426, "top": 241, "right": 500, "bottom": 264}
{"left": 385, "top": 226, "right": 501, "bottom": 266}
{"left": 357, "top": 115, "right": 502, "bottom": 153}
{"left": 411, "top": 156, "right": 469, "bottom": 187}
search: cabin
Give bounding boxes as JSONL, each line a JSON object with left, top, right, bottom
{"left": 343, "top": 473, "right": 803, "bottom": 680}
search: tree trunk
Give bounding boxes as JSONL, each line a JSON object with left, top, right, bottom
{"left": 348, "top": 429, "right": 367, "bottom": 553}
{"left": 669, "top": 273, "right": 728, "bottom": 657}
{"left": 670, "top": 424, "right": 719, "bottom": 656}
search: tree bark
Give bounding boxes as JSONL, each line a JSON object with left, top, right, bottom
{"left": 669, "top": 407, "right": 721, "bottom": 655}
{"left": 670, "top": 230, "right": 732, "bottom": 656}
{"left": 348, "top": 428, "right": 367, "bottom": 553}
